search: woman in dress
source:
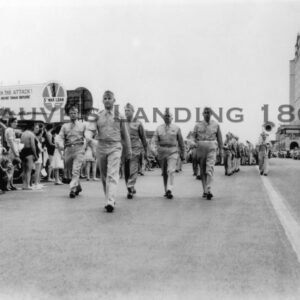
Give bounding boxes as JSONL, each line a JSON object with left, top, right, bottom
{"left": 84, "top": 117, "right": 99, "bottom": 181}
{"left": 51, "top": 126, "right": 64, "bottom": 185}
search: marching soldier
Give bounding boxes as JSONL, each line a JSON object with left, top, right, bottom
{"left": 152, "top": 108, "right": 185, "bottom": 199}
{"left": 258, "top": 132, "right": 270, "bottom": 176}
{"left": 234, "top": 136, "right": 241, "bottom": 172}
{"left": 223, "top": 132, "right": 233, "bottom": 176}
{"left": 193, "top": 107, "right": 223, "bottom": 200}
{"left": 240, "top": 143, "right": 246, "bottom": 166}
{"left": 188, "top": 140, "right": 200, "bottom": 178}
{"left": 95, "top": 91, "right": 132, "bottom": 213}
{"left": 124, "top": 103, "right": 148, "bottom": 199}
{"left": 193, "top": 146, "right": 201, "bottom": 179}
{"left": 246, "top": 141, "right": 254, "bottom": 165}
{"left": 58, "top": 106, "right": 87, "bottom": 198}
{"left": 231, "top": 135, "right": 238, "bottom": 173}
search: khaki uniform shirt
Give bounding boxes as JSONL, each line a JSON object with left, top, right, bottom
{"left": 95, "top": 110, "right": 131, "bottom": 153}
{"left": 58, "top": 120, "right": 86, "bottom": 148}
{"left": 126, "top": 119, "right": 147, "bottom": 156}
{"left": 152, "top": 123, "right": 185, "bottom": 160}
{"left": 193, "top": 120, "right": 223, "bottom": 149}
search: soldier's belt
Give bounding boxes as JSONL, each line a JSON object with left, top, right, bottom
{"left": 65, "top": 142, "right": 84, "bottom": 148}
{"left": 159, "top": 144, "right": 177, "bottom": 147}
{"left": 196, "top": 139, "right": 216, "bottom": 142}
{"left": 97, "top": 139, "right": 121, "bottom": 143}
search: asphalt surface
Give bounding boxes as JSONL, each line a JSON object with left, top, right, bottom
{"left": 265, "top": 158, "right": 300, "bottom": 222}
{"left": 1, "top": 162, "right": 300, "bottom": 300}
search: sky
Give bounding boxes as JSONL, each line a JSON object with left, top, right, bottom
{"left": 1, "top": 0, "right": 300, "bottom": 144}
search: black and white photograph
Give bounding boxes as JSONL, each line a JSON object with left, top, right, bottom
{"left": 1, "top": 0, "right": 300, "bottom": 299}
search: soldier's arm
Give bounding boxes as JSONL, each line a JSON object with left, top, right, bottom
{"left": 193, "top": 125, "right": 198, "bottom": 144}
{"left": 94, "top": 114, "right": 100, "bottom": 139}
{"left": 138, "top": 122, "right": 148, "bottom": 154}
{"left": 82, "top": 122, "right": 88, "bottom": 149}
{"left": 177, "top": 128, "right": 186, "bottom": 160}
{"left": 121, "top": 119, "right": 132, "bottom": 156}
{"left": 150, "top": 129, "right": 159, "bottom": 155}
{"left": 216, "top": 125, "right": 223, "bottom": 153}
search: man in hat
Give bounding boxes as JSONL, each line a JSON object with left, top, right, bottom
{"left": 58, "top": 105, "right": 88, "bottom": 198}
{"left": 95, "top": 91, "right": 132, "bottom": 213}
{"left": 152, "top": 108, "right": 185, "bottom": 199}
{"left": 124, "top": 103, "right": 148, "bottom": 199}
{"left": 193, "top": 107, "right": 223, "bottom": 200}
{"left": 258, "top": 131, "right": 270, "bottom": 176}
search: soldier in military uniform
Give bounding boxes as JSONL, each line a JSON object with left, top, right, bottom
{"left": 152, "top": 109, "right": 185, "bottom": 199}
{"left": 95, "top": 91, "right": 132, "bottom": 213}
{"left": 193, "top": 107, "right": 223, "bottom": 200}
{"left": 231, "top": 135, "right": 238, "bottom": 173}
{"left": 258, "top": 132, "right": 270, "bottom": 176}
{"left": 234, "top": 136, "right": 241, "bottom": 172}
{"left": 58, "top": 106, "right": 87, "bottom": 198}
{"left": 193, "top": 146, "right": 201, "bottom": 179}
{"left": 246, "top": 141, "right": 254, "bottom": 165}
{"left": 123, "top": 103, "right": 148, "bottom": 199}
{"left": 223, "top": 132, "right": 233, "bottom": 176}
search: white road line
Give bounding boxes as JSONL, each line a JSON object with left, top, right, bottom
{"left": 259, "top": 171, "right": 300, "bottom": 264}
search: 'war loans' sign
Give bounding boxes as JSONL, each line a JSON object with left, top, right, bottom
{"left": 43, "top": 82, "right": 66, "bottom": 110}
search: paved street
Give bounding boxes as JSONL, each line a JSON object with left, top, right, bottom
{"left": 1, "top": 159, "right": 300, "bottom": 300}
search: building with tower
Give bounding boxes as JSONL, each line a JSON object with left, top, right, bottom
{"left": 275, "top": 34, "right": 300, "bottom": 151}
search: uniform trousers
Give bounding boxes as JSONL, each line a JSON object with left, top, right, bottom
{"left": 125, "top": 154, "right": 140, "bottom": 189}
{"left": 224, "top": 150, "right": 233, "bottom": 174}
{"left": 196, "top": 141, "right": 217, "bottom": 192}
{"left": 96, "top": 142, "right": 122, "bottom": 207}
{"left": 176, "top": 156, "right": 182, "bottom": 171}
{"left": 192, "top": 148, "right": 199, "bottom": 175}
{"left": 159, "top": 152, "right": 178, "bottom": 192}
{"left": 258, "top": 152, "right": 269, "bottom": 175}
{"left": 64, "top": 144, "right": 85, "bottom": 192}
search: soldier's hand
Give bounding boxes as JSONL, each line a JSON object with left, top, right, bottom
{"left": 126, "top": 151, "right": 132, "bottom": 160}
{"left": 144, "top": 152, "right": 148, "bottom": 160}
